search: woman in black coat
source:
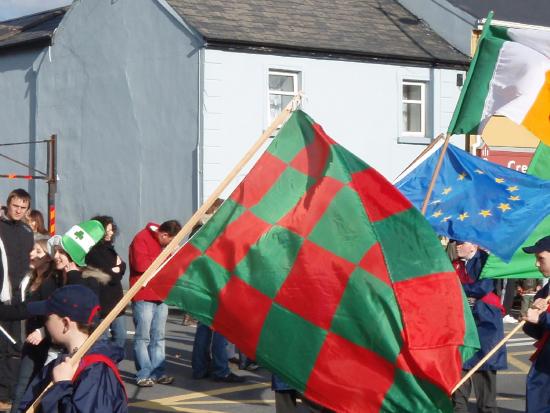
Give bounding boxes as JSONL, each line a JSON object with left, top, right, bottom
{"left": 86, "top": 216, "right": 127, "bottom": 352}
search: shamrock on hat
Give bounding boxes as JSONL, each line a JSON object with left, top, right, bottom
{"left": 47, "top": 220, "right": 105, "bottom": 267}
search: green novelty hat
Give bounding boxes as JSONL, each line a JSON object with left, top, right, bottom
{"left": 48, "top": 220, "right": 105, "bottom": 267}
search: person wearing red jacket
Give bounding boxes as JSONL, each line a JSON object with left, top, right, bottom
{"left": 129, "top": 220, "right": 181, "bottom": 387}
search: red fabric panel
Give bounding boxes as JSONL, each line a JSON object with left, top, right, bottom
{"left": 274, "top": 240, "right": 355, "bottom": 330}
{"left": 149, "top": 243, "right": 202, "bottom": 300}
{"left": 305, "top": 332, "right": 395, "bottom": 412}
{"left": 396, "top": 345, "right": 462, "bottom": 394}
{"left": 206, "top": 211, "right": 271, "bottom": 272}
{"left": 278, "top": 176, "right": 344, "bottom": 238}
{"left": 230, "top": 152, "right": 288, "bottom": 208}
{"left": 289, "top": 125, "right": 333, "bottom": 179}
{"left": 358, "top": 242, "right": 391, "bottom": 286}
{"left": 393, "top": 272, "right": 465, "bottom": 349}
{"left": 73, "top": 354, "right": 127, "bottom": 399}
{"left": 350, "top": 168, "right": 411, "bottom": 222}
{"left": 212, "top": 276, "right": 272, "bottom": 359}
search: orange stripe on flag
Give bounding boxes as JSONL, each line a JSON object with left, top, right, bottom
{"left": 523, "top": 71, "right": 550, "bottom": 145}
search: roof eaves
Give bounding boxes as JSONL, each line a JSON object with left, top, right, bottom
{"left": 203, "top": 37, "right": 470, "bottom": 70}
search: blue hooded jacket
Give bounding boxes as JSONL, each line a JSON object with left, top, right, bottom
{"left": 18, "top": 341, "right": 127, "bottom": 413}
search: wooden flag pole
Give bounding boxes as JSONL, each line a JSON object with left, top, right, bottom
{"left": 393, "top": 133, "right": 444, "bottom": 184}
{"left": 420, "top": 133, "right": 452, "bottom": 215}
{"left": 451, "top": 320, "right": 525, "bottom": 394}
{"left": 25, "top": 94, "right": 303, "bottom": 412}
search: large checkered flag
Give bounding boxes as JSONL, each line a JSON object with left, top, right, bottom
{"left": 149, "top": 110, "right": 479, "bottom": 413}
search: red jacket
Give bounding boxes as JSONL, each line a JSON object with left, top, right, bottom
{"left": 129, "top": 222, "right": 162, "bottom": 302}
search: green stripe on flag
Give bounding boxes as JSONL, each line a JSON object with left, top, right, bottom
{"left": 481, "top": 142, "right": 550, "bottom": 279}
{"left": 448, "top": 24, "right": 508, "bottom": 135}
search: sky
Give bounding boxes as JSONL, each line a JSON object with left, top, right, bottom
{"left": 0, "top": 0, "right": 72, "bottom": 22}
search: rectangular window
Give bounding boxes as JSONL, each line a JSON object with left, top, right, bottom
{"left": 402, "top": 81, "right": 426, "bottom": 137}
{"left": 268, "top": 70, "right": 299, "bottom": 124}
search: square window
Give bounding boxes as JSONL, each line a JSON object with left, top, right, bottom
{"left": 401, "top": 81, "right": 426, "bottom": 138}
{"left": 268, "top": 70, "right": 300, "bottom": 126}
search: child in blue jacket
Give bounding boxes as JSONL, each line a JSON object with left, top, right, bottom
{"left": 17, "top": 284, "right": 127, "bottom": 412}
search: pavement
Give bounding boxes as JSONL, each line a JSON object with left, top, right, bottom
{"left": 118, "top": 310, "right": 534, "bottom": 413}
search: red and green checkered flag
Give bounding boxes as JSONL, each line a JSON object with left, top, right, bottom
{"left": 150, "top": 110, "right": 479, "bottom": 412}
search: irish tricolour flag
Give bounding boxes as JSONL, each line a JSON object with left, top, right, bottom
{"left": 449, "top": 13, "right": 550, "bottom": 144}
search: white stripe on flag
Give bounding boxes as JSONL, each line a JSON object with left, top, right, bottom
{"left": 66, "top": 225, "right": 96, "bottom": 253}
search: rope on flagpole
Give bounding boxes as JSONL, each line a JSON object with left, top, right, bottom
{"left": 420, "top": 133, "right": 452, "bottom": 215}
{"left": 25, "top": 93, "right": 304, "bottom": 412}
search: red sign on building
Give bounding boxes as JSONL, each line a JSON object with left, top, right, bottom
{"left": 476, "top": 144, "right": 535, "bottom": 173}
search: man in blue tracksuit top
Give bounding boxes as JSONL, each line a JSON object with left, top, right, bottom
{"left": 17, "top": 285, "right": 127, "bottom": 412}
{"left": 522, "top": 236, "right": 550, "bottom": 413}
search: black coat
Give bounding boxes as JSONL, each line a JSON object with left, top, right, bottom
{"left": 0, "top": 217, "right": 34, "bottom": 295}
{"left": 86, "top": 241, "right": 126, "bottom": 318}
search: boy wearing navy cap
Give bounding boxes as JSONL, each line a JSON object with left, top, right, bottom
{"left": 17, "top": 285, "right": 127, "bottom": 412}
{"left": 521, "top": 235, "right": 550, "bottom": 413}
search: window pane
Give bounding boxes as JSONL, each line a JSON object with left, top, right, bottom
{"left": 270, "top": 94, "right": 293, "bottom": 121}
{"left": 403, "top": 103, "right": 422, "bottom": 132}
{"left": 269, "top": 74, "right": 295, "bottom": 92}
{"left": 403, "top": 84, "right": 421, "bottom": 100}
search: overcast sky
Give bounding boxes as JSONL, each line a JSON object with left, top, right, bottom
{"left": 0, "top": 0, "right": 72, "bottom": 22}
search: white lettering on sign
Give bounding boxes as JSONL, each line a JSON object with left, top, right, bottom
{"left": 507, "top": 160, "right": 528, "bottom": 173}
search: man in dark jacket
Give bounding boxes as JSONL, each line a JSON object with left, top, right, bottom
{"left": 452, "top": 241, "right": 506, "bottom": 413}
{"left": 0, "top": 189, "right": 34, "bottom": 408}
{"left": 521, "top": 235, "right": 550, "bottom": 413}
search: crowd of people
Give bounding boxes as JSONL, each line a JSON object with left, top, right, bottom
{"left": 0, "top": 187, "right": 549, "bottom": 412}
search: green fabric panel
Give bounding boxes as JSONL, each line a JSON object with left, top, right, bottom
{"left": 256, "top": 303, "right": 327, "bottom": 392}
{"left": 251, "top": 167, "right": 314, "bottom": 224}
{"left": 324, "top": 143, "right": 371, "bottom": 184}
{"left": 448, "top": 28, "right": 507, "bottom": 135}
{"left": 308, "top": 186, "right": 377, "bottom": 263}
{"left": 190, "top": 199, "right": 246, "bottom": 252}
{"left": 373, "top": 208, "right": 453, "bottom": 282}
{"left": 268, "top": 110, "right": 315, "bottom": 163}
{"left": 381, "top": 369, "right": 452, "bottom": 413}
{"left": 330, "top": 268, "right": 403, "bottom": 363}
{"left": 234, "top": 226, "right": 304, "bottom": 298}
{"left": 481, "top": 142, "right": 550, "bottom": 279}
{"left": 165, "top": 255, "right": 231, "bottom": 324}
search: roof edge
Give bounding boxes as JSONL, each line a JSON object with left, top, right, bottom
{"left": 204, "top": 38, "right": 469, "bottom": 70}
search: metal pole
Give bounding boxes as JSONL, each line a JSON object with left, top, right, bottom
{"left": 47, "top": 135, "right": 57, "bottom": 236}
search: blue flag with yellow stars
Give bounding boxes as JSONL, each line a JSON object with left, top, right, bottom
{"left": 395, "top": 143, "right": 550, "bottom": 262}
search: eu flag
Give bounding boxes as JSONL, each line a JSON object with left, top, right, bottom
{"left": 395, "top": 143, "right": 550, "bottom": 261}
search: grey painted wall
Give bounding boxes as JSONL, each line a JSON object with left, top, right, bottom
{"left": 396, "top": 0, "right": 477, "bottom": 55}
{"left": 0, "top": 0, "right": 201, "bottom": 268}
{"left": 0, "top": 48, "right": 48, "bottom": 206}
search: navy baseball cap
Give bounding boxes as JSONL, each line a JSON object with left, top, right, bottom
{"left": 27, "top": 285, "right": 101, "bottom": 324}
{"left": 523, "top": 236, "right": 550, "bottom": 254}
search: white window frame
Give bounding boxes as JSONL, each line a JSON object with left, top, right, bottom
{"left": 268, "top": 70, "right": 300, "bottom": 126}
{"left": 401, "top": 81, "right": 426, "bottom": 138}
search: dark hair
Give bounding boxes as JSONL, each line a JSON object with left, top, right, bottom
{"left": 29, "top": 210, "right": 48, "bottom": 235}
{"left": 7, "top": 188, "right": 31, "bottom": 206}
{"left": 158, "top": 220, "right": 182, "bottom": 236}
{"left": 91, "top": 215, "right": 117, "bottom": 240}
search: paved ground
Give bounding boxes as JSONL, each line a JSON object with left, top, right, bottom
{"left": 119, "top": 310, "right": 533, "bottom": 413}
